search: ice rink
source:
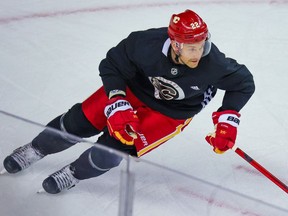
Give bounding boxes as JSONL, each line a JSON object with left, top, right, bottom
{"left": 0, "top": 0, "right": 288, "bottom": 215}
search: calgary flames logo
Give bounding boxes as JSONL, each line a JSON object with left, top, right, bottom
{"left": 149, "top": 77, "right": 185, "bottom": 100}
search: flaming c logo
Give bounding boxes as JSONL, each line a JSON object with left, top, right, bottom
{"left": 149, "top": 77, "right": 185, "bottom": 100}
{"left": 173, "top": 16, "right": 180, "bottom": 24}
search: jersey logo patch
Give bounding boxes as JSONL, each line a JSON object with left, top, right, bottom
{"left": 149, "top": 76, "right": 185, "bottom": 100}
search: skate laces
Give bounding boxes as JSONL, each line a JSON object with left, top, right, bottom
{"left": 11, "top": 143, "right": 44, "bottom": 170}
{"left": 50, "top": 166, "right": 79, "bottom": 191}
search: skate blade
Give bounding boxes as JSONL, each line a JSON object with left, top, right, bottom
{"left": 37, "top": 188, "right": 46, "bottom": 194}
{"left": 0, "top": 168, "right": 7, "bottom": 175}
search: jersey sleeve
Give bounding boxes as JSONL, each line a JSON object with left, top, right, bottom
{"left": 99, "top": 33, "right": 138, "bottom": 96}
{"left": 213, "top": 54, "right": 255, "bottom": 112}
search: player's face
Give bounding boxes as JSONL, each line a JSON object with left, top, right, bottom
{"left": 180, "top": 40, "right": 205, "bottom": 68}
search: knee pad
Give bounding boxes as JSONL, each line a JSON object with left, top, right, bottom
{"left": 89, "top": 146, "right": 123, "bottom": 170}
{"left": 32, "top": 103, "right": 101, "bottom": 155}
{"left": 71, "top": 146, "right": 123, "bottom": 180}
{"left": 32, "top": 115, "right": 76, "bottom": 155}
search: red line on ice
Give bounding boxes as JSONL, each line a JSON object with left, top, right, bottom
{"left": 0, "top": 0, "right": 287, "bottom": 25}
{"left": 176, "top": 187, "right": 263, "bottom": 216}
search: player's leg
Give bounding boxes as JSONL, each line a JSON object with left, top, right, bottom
{"left": 3, "top": 103, "right": 101, "bottom": 174}
{"left": 33, "top": 103, "right": 101, "bottom": 155}
{"left": 42, "top": 129, "right": 136, "bottom": 194}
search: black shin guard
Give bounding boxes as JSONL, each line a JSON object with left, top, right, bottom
{"left": 69, "top": 131, "right": 137, "bottom": 180}
{"left": 32, "top": 103, "right": 100, "bottom": 155}
{"left": 71, "top": 146, "right": 123, "bottom": 180}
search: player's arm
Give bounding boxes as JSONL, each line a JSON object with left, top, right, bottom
{"left": 99, "top": 33, "right": 140, "bottom": 145}
{"left": 206, "top": 57, "right": 255, "bottom": 153}
{"left": 99, "top": 32, "right": 139, "bottom": 96}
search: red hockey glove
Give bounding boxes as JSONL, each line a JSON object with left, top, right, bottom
{"left": 205, "top": 110, "right": 240, "bottom": 154}
{"left": 104, "top": 96, "right": 140, "bottom": 145}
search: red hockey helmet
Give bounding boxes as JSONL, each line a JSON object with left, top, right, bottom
{"left": 168, "top": 10, "right": 208, "bottom": 43}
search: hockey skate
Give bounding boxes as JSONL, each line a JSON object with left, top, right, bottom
{"left": 3, "top": 142, "right": 45, "bottom": 174}
{"left": 42, "top": 165, "right": 80, "bottom": 194}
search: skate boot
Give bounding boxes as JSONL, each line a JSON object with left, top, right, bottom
{"left": 3, "top": 142, "right": 45, "bottom": 173}
{"left": 42, "top": 165, "right": 80, "bottom": 194}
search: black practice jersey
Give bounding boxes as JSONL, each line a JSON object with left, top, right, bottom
{"left": 99, "top": 27, "right": 255, "bottom": 119}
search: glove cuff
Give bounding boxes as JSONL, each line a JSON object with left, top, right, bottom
{"left": 108, "top": 89, "right": 126, "bottom": 99}
{"left": 104, "top": 99, "right": 132, "bottom": 118}
{"left": 218, "top": 113, "right": 240, "bottom": 128}
{"left": 212, "top": 110, "right": 240, "bottom": 126}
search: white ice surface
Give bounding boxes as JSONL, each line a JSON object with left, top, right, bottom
{"left": 0, "top": 0, "right": 288, "bottom": 215}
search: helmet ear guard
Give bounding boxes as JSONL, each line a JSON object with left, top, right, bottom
{"left": 202, "top": 32, "right": 211, "bottom": 57}
{"left": 174, "top": 41, "right": 183, "bottom": 55}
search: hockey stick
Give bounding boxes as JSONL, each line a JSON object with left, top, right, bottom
{"left": 232, "top": 145, "right": 288, "bottom": 194}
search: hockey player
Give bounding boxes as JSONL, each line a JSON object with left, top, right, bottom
{"left": 3, "top": 9, "right": 255, "bottom": 194}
